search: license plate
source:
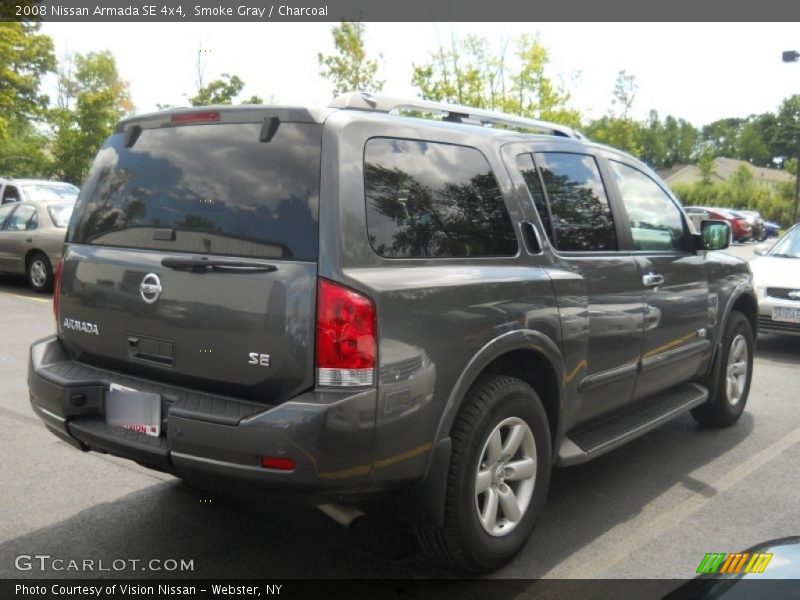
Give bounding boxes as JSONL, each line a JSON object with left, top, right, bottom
{"left": 105, "top": 383, "right": 161, "bottom": 437}
{"left": 772, "top": 306, "right": 800, "bottom": 324}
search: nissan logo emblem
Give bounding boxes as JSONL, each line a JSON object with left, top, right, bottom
{"left": 140, "top": 273, "right": 163, "bottom": 304}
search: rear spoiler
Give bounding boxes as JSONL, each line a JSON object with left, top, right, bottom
{"left": 115, "top": 106, "right": 333, "bottom": 134}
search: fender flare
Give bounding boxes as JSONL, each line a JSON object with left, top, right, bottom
{"left": 405, "top": 329, "right": 565, "bottom": 526}
{"left": 433, "top": 329, "right": 565, "bottom": 446}
{"left": 705, "top": 283, "right": 757, "bottom": 378}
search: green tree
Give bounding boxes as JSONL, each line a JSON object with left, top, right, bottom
{"left": 611, "top": 70, "right": 636, "bottom": 119}
{"left": 0, "top": 23, "right": 55, "bottom": 174}
{"left": 411, "top": 34, "right": 491, "bottom": 108}
{"left": 771, "top": 95, "right": 800, "bottom": 221}
{"left": 585, "top": 71, "right": 641, "bottom": 155}
{"left": 697, "top": 147, "right": 716, "bottom": 187}
{"left": 412, "top": 33, "right": 581, "bottom": 128}
{"left": 662, "top": 115, "right": 699, "bottom": 166}
{"left": 726, "top": 164, "right": 755, "bottom": 208}
{"left": 701, "top": 117, "right": 742, "bottom": 158}
{"left": 638, "top": 110, "right": 669, "bottom": 168}
{"left": 586, "top": 116, "right": 641, "bottom": 155}
{"left": 51, "top": 50, "right": 133, "bottom": 184}
{"left": 190, "top": 73, "right": 245, "bottom": 106}
{"left": 318, "top": 22, "right": 383, "bottom": 96}
{"left": 735, "top": 117, "right": 773, "bottom": 166}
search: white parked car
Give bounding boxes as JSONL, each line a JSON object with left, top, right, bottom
{"left": 751, "top": 224, "right": 800, "bottom": 335}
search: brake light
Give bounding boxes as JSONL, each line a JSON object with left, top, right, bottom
{"left": 316, "top": 278, "right": 376, "bottom": 387}
{"left": 53, "top": 259, "right": 63, "bottom": 322}
{"left": 260, "top": 456, "right": 295, "bottom": 471}
{"left": 170, "top": 111, "right": 220, "bottom": 124}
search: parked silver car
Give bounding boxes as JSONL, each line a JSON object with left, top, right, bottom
{"left": 751, "top": 223, "right": 800, "bottom": 335}
{"left": 0, "top": 179, "right": 79, "bottom": 205}
{"left": 0, "top": 201, "right": 73, "bottom": 292}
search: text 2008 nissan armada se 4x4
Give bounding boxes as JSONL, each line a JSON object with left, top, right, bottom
{"left": 29, "top": 93, "right": 756, "bottom": 572}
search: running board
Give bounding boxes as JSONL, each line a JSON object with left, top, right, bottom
{"left": 557, "top": 382, "right": 709, "bottom": 466}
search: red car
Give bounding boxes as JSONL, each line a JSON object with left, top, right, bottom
{"left": 685, "top": 206, "right": 753, "bottom": 243}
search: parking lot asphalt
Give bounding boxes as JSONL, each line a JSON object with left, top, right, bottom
{"left": 0, "top": 242, "right": 798, "bottom": 585}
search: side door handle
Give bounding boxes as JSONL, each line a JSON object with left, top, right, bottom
{"left": 642, "top": 273, "right": 664, "bottom": 287}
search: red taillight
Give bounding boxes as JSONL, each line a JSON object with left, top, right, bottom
{"left": 53, "top": 259, "right": 63, "bottom": 322}
{"left": 315, "top": 278, "right": 376, "bottom": 387}
{"left": 170, "top": 111, "right": 220, "bottom": 124}
{"left": 260, "top": 456, "right": 295, "bottom": 471}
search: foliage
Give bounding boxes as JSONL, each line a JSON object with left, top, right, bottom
{"left": 697, "top": 148, "right": 716, "bottom": 187}
{"left": 318, "top": 22, "right": 383, "bottom": 96}
{"left": 772, "top": 95, "right": 800, "bottom": 161}
{"left": 0, "top": 22, "right": 55, "bottom": 175}
{"left": 586, "top": 116, "right": 641, "bottom": 155}
{"left": 189, "top": 73, "right": 244, "bottom": 106}
{"left": 0, "top": 119, "right": 51, "bottom": 177}
{"left": 671, "top": 175, "right": 795, "bottom": 226}
{"left": 0, "top": 23, "right": 55, "bottom": 141}
{"left": 412, "top": 33, "right": 581, "bottom": 128}
{"left": 51, "top": 51, "right": 133, "bottom": 184}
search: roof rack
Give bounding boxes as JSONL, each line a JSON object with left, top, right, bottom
{"left": 329, "top": 92, "right": 586, "bottom": 140}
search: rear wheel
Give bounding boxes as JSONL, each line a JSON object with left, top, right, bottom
{"left": 27, "top": 252, "right": 53, "bottom": 293}
{"left": 415, "top": 375, "right": 551, "bottom": 573}
{"left": 691, "top": 311, "right": 753, "bottom": 427}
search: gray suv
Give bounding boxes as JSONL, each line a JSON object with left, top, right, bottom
{"left": 28, "top": 93, "right": 757, "bottom": 573}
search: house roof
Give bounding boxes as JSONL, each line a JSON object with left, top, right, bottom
{"left": 660, "top": 157, "right": 794, "bottom": 186}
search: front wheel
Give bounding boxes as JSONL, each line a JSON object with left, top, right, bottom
{"left": 27, "top": 253, "right": 53, "bottom": 293}
{"left": 415, "top": 375, "right": 551, "bottom": 573}
{"left": 691, "top": 311, "right": 754, "bottom": 427}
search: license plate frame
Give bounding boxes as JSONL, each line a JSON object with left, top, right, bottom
{"left": 772, "top": 306, "right": 800, "bottom": 324}
{"left": 105, "top": 383, "right": 162, "bottom": 437}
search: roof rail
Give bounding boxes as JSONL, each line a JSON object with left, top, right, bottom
{"left": 329, "top": 91, "right": 586, "bottom": 140}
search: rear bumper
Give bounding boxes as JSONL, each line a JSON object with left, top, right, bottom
{"left": 28, "top": 336, "right": 390, "bottom": 500}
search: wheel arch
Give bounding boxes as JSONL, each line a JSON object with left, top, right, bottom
{"left": 434, "top": 330, "right": 565, "bottom": 454}
{"left": 704, "top": 285, "right": 757, "bottom": 380}
{"left": 406, "top": 330, "right": 565, "bottom": 527}
{"left": 25, "top": 248, "right": 50, "bottom": 269}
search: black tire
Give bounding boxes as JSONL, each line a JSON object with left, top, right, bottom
{"left": 26, "top": 252, "right": 53, "bottom": 293}
{"left": 415, "top": 375, "right": 551, "bottom": 573}
{"left": 691, "top": 311, "right": 753, "bottom": 428}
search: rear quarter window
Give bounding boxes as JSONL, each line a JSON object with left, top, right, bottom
{"left": 364, "top": 138, "right": 518, "bottom": 258}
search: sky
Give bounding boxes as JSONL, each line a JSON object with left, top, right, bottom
{"left": 40, "top": 22, "right": 800, "bottom": 127}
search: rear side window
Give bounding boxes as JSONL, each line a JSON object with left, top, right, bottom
{"left": 0, "top": 204, "right": 15, "bottom": 227}
{"left": 48, "top": 204, "right": 74, "bottom": 228}
{"left": 68, "top": 122, "right": 322, "bottom": 261}
{"left": 364, "top": 138, "right": 518, "bottom": 258}
{"left": 533, "top": 152, "right": 617, "bottom": 252}
{"left": 6, "top": 204, "right": 37, "bottom": 231}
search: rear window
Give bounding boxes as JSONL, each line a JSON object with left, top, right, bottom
{"left": 68, "top": 122, "right": 321, "bottom": 261}
{"left": 48, "top": 204, "right": 74, "bottom": 228}
{"left": 22, "top": 183, "right": 79, "bottom": 202}
{"left": 364, "top": 138, "right": 518, "bottom": 258}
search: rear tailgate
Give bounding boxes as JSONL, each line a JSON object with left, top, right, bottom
{"left": 58, "top": 111, "right": 322, "bottom": 403}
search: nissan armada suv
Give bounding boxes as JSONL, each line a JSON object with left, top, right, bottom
{"left": 28, "top": 93, "right": 757, "bottom": 573}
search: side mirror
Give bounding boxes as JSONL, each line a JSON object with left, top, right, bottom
{"left": 698, "top": 220, "right": 731, "bottom": 251}
{"left": 754, "top": 243, "right": 772, "bottom": 256}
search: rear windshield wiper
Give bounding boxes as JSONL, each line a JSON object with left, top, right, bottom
{"left": 161, "top": 257, "right": 278, "bottom": 272}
